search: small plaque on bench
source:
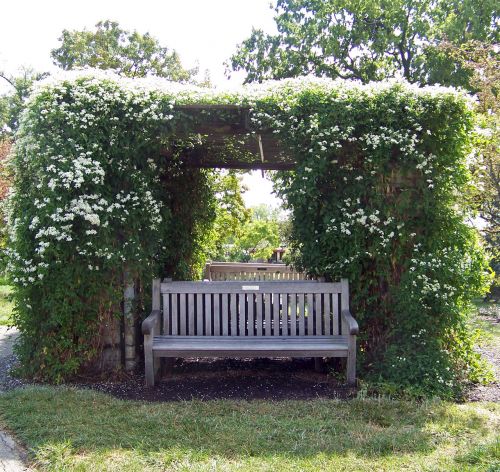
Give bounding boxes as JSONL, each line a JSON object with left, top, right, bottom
{"left": 242, "top": 285, "right": 259, "bottom": 290}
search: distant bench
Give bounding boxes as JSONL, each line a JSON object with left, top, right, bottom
{"left": 204, "top": 262, "right": 308, "bottom": 281}
{"left": 142, "top": 279, "right": 359, "bottom": 387}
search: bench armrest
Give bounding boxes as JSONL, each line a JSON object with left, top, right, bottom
{"left": 142, "top": 310, "right": 161, "bottom": 336}
{"left": 341, "top": 309, "right": 359, "bottom": 335}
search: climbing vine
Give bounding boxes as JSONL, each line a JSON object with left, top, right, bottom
{"left": 6, "top": 72, "right": 492, "bottom": 395}
{"left": 266, "top": 80, "right": 492, "bottom": 397}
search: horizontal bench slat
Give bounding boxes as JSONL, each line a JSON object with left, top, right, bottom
{"left": 160, "top": 281, "right": 341, "bottom": 294}
{"left": 152, "top": 335, "right": 348, "bottom": 357}
{"left": 153, "top": 336, "right": 347, "bottom": 346}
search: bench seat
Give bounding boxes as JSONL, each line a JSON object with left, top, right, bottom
{"left": 152, "top": 335, "right": 348, "bottom": 357}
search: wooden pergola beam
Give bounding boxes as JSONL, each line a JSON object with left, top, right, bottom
{"left": 183, "top": 160, "right": 296, "bottom": 171}
{"left": 161, "top": 104, "right": 297, "bottom": 170}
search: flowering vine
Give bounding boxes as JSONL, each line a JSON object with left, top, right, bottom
{"left": 6, "top": 71, "right": 492, "bottom": 395}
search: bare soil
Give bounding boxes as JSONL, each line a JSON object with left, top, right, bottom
{"left": 72, "top": 357, "right": 356, "bottom": 402}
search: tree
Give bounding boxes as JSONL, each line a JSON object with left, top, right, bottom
{"left": 51, "top": 20, "right": 197, "bottom": 82}
{"left": 216, "top": 204, "right": 286, "bottom": 262}
{"left": 438, "top": 41, "right": 500, "bottom": 296}
{"left": 208, "top": 171, "right": 251, "bottom": 261}
{"left": 228, "top": 0, "right": 498, "bottom": 84}
{"left": 0, "top": 68, "right": 47, "bottom": 136}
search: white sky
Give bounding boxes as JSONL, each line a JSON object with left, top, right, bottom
{"left": 0, "top": 0, "right": 283, "bottom": 208}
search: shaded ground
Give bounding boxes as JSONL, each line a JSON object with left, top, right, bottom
{"left": 73, "top": 357, "right": 355, "bottom": 402}
{"left": 0, "top": 327, "right": 25, "bottom": 392}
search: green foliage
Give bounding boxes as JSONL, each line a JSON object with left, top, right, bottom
{"left": 7, "top": 73, "right": 491, "bottom": 394}
{"left": 228, "top": 0, "right": 499, "bottom": 84}
{"left": 51, "top": 20, "right": 197, "bottom": 82}
{"left": 266, "top": 79, "right": 492, "bottom": 397}
{"left": 207, "top": 171, "right": 251, "bottom": 262}
{"left": 6, "top": 74, "right": 220, "bottom": 380}
{"left": 0, "top": 68, "right": 48, "bottom": 136}
{"left": 0, "top": 281, "right": 13, "bottom": 326}
{"left": 214, "top": 204, "right": 284, "bottom": 262}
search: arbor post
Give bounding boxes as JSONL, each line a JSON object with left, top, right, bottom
{"left": 123, "top": 269, "right": 136, "bottom": 371}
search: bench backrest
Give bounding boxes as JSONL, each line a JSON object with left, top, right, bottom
{"left": 153, "top": 280, "right": 350, "bottom": 337}
{"left": 204, "top": 262, "right": 308, "bottom": 281}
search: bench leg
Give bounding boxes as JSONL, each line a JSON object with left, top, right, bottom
{"left": 347, "top": 335, "right": 357, "bottom": 386}
{"left": 144, "top": 335, "right": 156, "bottom": 387}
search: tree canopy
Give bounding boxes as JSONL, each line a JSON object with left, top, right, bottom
{"left": 51, "top": 20, "right": 197, "bottom": 82}
{"left": 0, "top": 68, "right": 47, "bottom": 137}
{"left": 216, "top": 204, "right": 285, "bottom": 262}
{"left": 228, "top": 0, "right": 499, "bottom": 85}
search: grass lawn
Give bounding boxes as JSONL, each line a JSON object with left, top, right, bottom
{"left": 0, "top": 298, "right": 498, "bottom": 471}
{"left": 473, "top": 299, "right": 500, "bottom": 350}
{"left": 0, "top": 388, "right": 498, "bottom": 471}
{"left": 0, "top": 281, "right": 13, "bottom": 326}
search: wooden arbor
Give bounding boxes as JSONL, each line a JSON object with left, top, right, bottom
{"left": 160, "top": 104, "right": 296, "bottom": 171}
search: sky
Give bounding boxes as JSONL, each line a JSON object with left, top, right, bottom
{"left": 0, "top": 0, "right": 283, "bottom": 207}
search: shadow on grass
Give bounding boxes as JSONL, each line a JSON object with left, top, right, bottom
{"left": 0, "top": 386, "right": 497, "bottom": 471}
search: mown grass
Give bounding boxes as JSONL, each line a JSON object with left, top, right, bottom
{"left": 0, "top": 281, "right": 13, "bottom": 326}
{"left": 0, "top": 296, "right": 497, "bottom": 470}
{"left": 472, "top": 299, "right": 500, "bottom": 350}
{"left": 0, "top": 387, "right": 498, "bottom": 471}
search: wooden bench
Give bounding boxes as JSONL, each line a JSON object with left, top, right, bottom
{"left": 204, "top": 262, "right": 308, "bottom": 281}
{"left": 142, "top": 279, "right": 359, "bottom": 387}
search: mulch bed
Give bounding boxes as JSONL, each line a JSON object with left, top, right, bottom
{"left": 74, "top": 357, "right": 356, "bottom": 402}
{"left": 1, "top": 351, "right": 355, "bottom": 401}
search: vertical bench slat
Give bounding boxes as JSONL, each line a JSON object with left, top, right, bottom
{"left": 298, "top": 294, "right": 305, "bottom": 336}
{"left": 222, "top": 293, "right": 229, "bottom": 335}
{"left": 179, "top": 293, "right": 187, "bottom": 335}
{"left": 289, "top": 294, "right": 297, "bottom": 336}
{"left": 273, "top": 293, "right": 280, "bottom": 336}
{"left": 333, "top": 293, "right": 340, "bottom": 335}
{"left": 256, "top": 293, "right": 263, "bottom": 336}
{"left": 239, "top": 294, "right": 246, "bottom": 336}
{"left": 162, "top": 293, "right": 170, "bottom": 335}
{"left": 248, "top": 293, "right": 254, "bottom": 336}
{"left": 306, "top": 293, "right": 314, "bottom": 336}
{"left": 264, "top": 293, "right": 272, "bottom": 336}
{"left": 324, "top": 292, "right": 331, "bottom": 336}
{"left": 171, "top": 293, "right": 178, "bottom": 335}
{"left": 187, "top": 293, "right": 195, "bottom": 335}
{"left": 230, "top": 293, "right": 237, "bottom": 335}
{"left": 315, "top": 293, "right": 322, "bottom": 335}
{"left": 281, "top": 293, "right": 288, "bottom": 336}
{"left": 205, "top": 293, "right": 212, "bottom": 336}
{"left": 196, "top": 294, "right": 203, "bottom": 335}
{"left": 213, "top": 293, "right": 220, "bottom": 336}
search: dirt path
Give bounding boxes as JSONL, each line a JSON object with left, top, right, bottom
{"left": 467, "top": 303, "right": 500, "bottom": 402}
